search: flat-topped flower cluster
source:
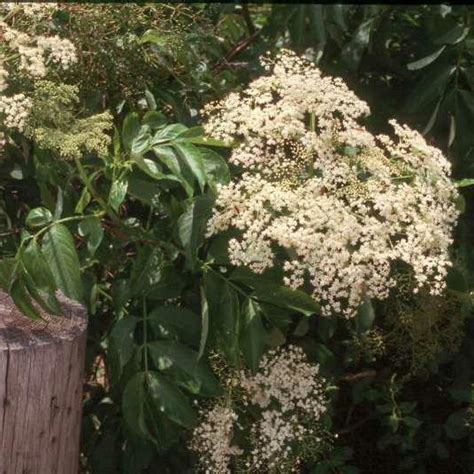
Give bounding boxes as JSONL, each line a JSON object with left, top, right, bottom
{"left": 1, "top": 8, "right": 76, "bottom": 81}
{"left": 0, "top": 4, "right": 112, "bottom": 160}
{"left": 204, "top": 50, "right": 459, "bottom": 317}
{"left": 190, "top": 346, "right": 329, "bottom": 473}
{"left": 0, "top": 4, "right": 76, "bottom": 148}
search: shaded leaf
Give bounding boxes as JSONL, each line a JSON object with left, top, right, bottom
{"left": 148, "top": 305, "right": 201, "bottom": 348}
{"left": 326, "top": 4, "right": 348, "bottom": 32}
{"left": 198, "top": 284, "right": 209, "bottom": 360}
{"left": 0, "top": 258, "right": 16, "bottom": 291}
{"left": 317, "top": 316, "right": 337, "bottom": 342}
{"left": 148, "top": 340, "right": 221, "bottom": 396}
{"left": 122, "top": 372, "right": 150, "bottom": 439}
{"left": 143, "top": 110, "right": 167, "bottom": 129}
{"left": 444, "top": 409, "right": 471, "bottom": 439}
{"left": 177, "top": 195, "right": 214, "bottom": 271}
{"left": 109, "top": 316, "right": 139, "bottom": 381}
{"left": 130, "top": 247, "right": 164, "bottom": 296}
{"left": 127, "top": 176, "right": 161, "bottom": 206}
{"left": 147, "top": 266, "right": 187, "bottom": 301}
{"left": 122, "top": 113, "right": 141, "bottom": 153}
{"left": 75, "top": 187, "right": 91, "bottom": 214}
{"left": 404, "top": 64, "right": 455, "bottom": 114}
{"left": 240, "top": 298, "right": 265, "bottom": 372}
{"left": 434, "top": 24, "right": 469, "bottom": 46}
{"left": 78, "top": 216, "right": 104, "bottom": 255}
{"left": 356, "top": 297, "right": 375, "bottom": 333}
{"left": 308, "top": 4, "right": 326, "bottom": 62}
{"left": 111, "top": 278, "right": 131, "bottom": 316}
{"left": 341, "top": 18, "right": 375, "bottom": 71}
{"left": 230, "top": 267, "right": 319, "bottom": 316}
{"left": 203, "top": 270, "right": 240, "bottom": 365}
{"left": 146, "top": 371, "right": 196, "bottom": 428}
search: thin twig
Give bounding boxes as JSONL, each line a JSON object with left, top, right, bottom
{"left": 212, "top": 29, "right": 261, "bottom": 73}
{"left": 0, "top": 229, "right": 20, "bottom": 239}
{"left": 101, "top": 220, "right": 159, "bottom": 245}
{"left": 338, "top": 370, "right": 377, "bottom": 384}
{"left": 337, "top": 414, "right": 376, "bottom": 436}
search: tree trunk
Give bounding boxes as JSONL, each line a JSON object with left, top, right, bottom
{"left": 0, "top": 291, "right": 87, "bottom": 474}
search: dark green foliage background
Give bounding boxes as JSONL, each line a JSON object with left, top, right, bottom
{"left": 1, "top": 4, "right": 474, "bottom": 473}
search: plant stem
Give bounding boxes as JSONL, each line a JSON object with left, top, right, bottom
{"left": 205, "top": 264, "right": 251, "bottom": 300}
{"left": 73, "top": 155, "right": 121, "bottom": 224}
{"left": 0, "top": 229, "right": 20, "bottom": 238}
{"left": 212, "top": 29, "right": 261, "bottom": 73}
{"left": 18, "top": 212, "right": 103, "bottom": 254}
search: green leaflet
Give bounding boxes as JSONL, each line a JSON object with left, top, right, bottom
{"left": 41, "top": 223, "right": 83, "bottom": 303}
{"left": 122, "top": 371, "right": 196, "bottom": 443}
{"left": 148, "top": 340, "right": 221, "bottom": 396}
{"left": 177, "top": 195, "right": 214, "bottom": 271}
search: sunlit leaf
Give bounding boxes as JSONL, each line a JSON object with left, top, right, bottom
{"left": 407, "top": 46, "right": 446, "bottom": 70}
{"left": 25, "top": 207, "right": 53, "bottom": 229}
{"left": 122, "top": 113, "right": 141, "bottom": 152}
{"left": 41, "top": 223, "right": 83, "bottom": 303}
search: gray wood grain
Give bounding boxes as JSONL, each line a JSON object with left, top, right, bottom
{"left": 0, "top": 291, "right": 87, "bottom": 474}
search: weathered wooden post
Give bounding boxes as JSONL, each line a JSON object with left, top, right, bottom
{"left": 0, "top": 291, "right": 87, "bottom": 474}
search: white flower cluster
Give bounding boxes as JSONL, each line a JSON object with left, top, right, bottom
{"left": 37, "top": 36, "right": 77, "bottom": 71}
{"left": 241, "top": 346, "right": 327, "bottom": 471}
{"left": 190, "top": 404, "right": 241, "bottom": 474}
{"left": 0, "top": 93, "right": 32, "bottom": 131}
{"left": 1, "top": 2, "right": 57, "bottom": 18}
{"left": 0, "top": 57, "right": 8, "bottom": 92}
{"left": 0, "top": 22, "right": 77, "bottom": 79}
{"left": 0, "top": 15, "right": 77, "bottom": 134}
{"left": 204, "top": 50, "right": 459, "bottom": 317}
{"left": 190, "top": 346, "right": 328, "bottom": 473}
